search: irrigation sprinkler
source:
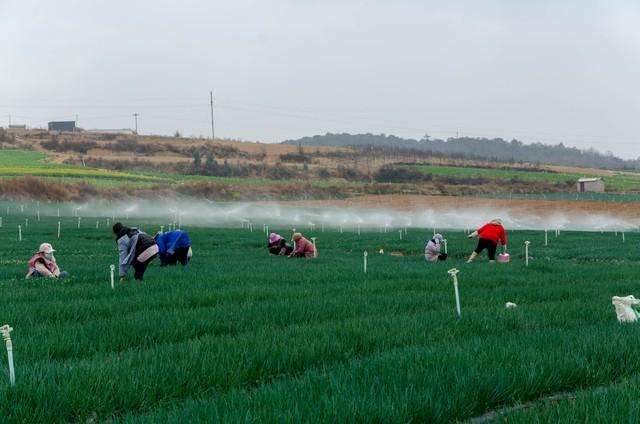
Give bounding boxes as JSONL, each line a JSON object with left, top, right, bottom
{"left": 363, "top": 251, "right": 368, "bottom": 273}
{"left": 57, "top": 221, "right": 61, "bottom": 239}
{"left": 0, "top": 325, "right": 15, "bottom": 387}
{"left": 544, "top": 229, "right": 548, "bottom": 246}
{"left": 399, "top": 229, "right": 403, "bottom": 240}
{"left": 18, "top": 225, "right": 21, "bottom": 242}
{"left": 447, "top": 268, "right": 462, "bottom": 319}
{"left": 311, "top": 237, "right": 317, "bottom": 258}
{"left": 524, "top": 241, "right": 531, "bottom": 266}
{"left": 110, "top": 264, "right": 115, "bottom": 290}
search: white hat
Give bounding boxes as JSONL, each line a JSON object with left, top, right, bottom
{"left": 38, "top": 243, "right": 55, "bottom": 254}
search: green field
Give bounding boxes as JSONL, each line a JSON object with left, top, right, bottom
{"left": 0, "top": 208, "right": 639, "bottom": 422}
{"left": 408, "top": 164, "right": 640, "bottom": 191}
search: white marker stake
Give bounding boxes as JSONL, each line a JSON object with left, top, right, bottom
{"left": 363, "top": 251, "right": 368, "bottom": 273}
{"left": 399, "top": 230, "right": 403, "bottom": 240}
{"left": 106, "top": 218, "right": 110, "bottom": 227}
{"left": 1, "top": 325, "right": 15, "bottom": 387}
{"left": 37, "top": 210, "right": 40, "bottom": 221}
{"left": 18, "top": 225, "right": 21, "bottom": 242}
{"left": 57, "top": 221, "right": 61, "bottom": 239}
{"left": 265, "top": 225, "right": 269, "bottom": 235}
{"left": 110, "top": 264, "right": 115, "bottom": 290}
{"left": 160, "top": 225, "right": 164, "bottom": 234}
{"left": 96, "top": 220, "right": 99, "bottom": 229}
{"left": 357, "top": 224, "right": 361, "bottom": 236}
{"left": 545, "top": 230, "right": 548, "bottom": 246}
{"left": 443, "top": 239, "right": 448, "bottom": 254}
{"left": 448, "top": 268, "right": 461, "bottom": 319}
{"left": 524, "top": 241, "right": 530, "bottom": 267}
{"left": 57, "top": 208, "right": 60, "bottom": 218}
{"left": 25, "top": 218, "right": 28, "bottom": 228}
{"left": 77, "top": 217, "right": 81, "bottom": 229}
{"left": 433, "top": 228, "right": 436, "bottom": 237}
{"left": 340, "top": 225, "right": 343, "bottom": 234}
{"left": 311, "top": 237, "right": 317, "bottom": 258}
{"left": 0, "top": 217, "right": 2, "bottom": 228}
{"left": 622, "top": 231, "right": 626, "bottom": 243}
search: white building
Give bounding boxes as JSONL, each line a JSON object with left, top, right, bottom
{"left": 577, "top": 177, "right": 605, "bottom": 193}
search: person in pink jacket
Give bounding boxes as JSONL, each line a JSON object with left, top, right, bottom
{"left": 289, "top": 233, "right": 317, "bottom": 258}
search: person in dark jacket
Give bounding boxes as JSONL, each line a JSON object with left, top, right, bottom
{"left": 154, "top": 230, "right": 192, "bottom": 266}
{"left": 113, "top": 222, "right": 158, "bottom": 281}
{"left": 267, "top": 232, "right": 293, "bottom": 256}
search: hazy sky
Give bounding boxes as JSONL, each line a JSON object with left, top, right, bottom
{"left": 1, "top": 0, "right": 639, "bottom": 157}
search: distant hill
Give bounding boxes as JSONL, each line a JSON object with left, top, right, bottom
{"left": 283, "top": 133, "right": 640, "bottom": 171}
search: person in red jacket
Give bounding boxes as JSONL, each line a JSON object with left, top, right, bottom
{"left": 466, "top": 219, "right": 507, "bottom": 263}
{"left": 289, "top": 233, "right": 317, "bottom": 258}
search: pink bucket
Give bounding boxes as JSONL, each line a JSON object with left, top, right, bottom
{"left": 497, "top": 253, "right": 510, "bottom": 263}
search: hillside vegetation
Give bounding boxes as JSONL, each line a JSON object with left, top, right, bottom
{"left": 283, "top": 133, "right": 640, "bottom": 171}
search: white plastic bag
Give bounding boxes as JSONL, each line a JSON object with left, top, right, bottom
{"left": 612, "top": 295, "right": 640, "bottom": 324}
{"left": 505, "top": 302, "right": 517, "bottom": 309}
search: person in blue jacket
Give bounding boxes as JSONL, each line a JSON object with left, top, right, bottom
{"left": 154, "top": 230, "right": 192, "bottom": 266}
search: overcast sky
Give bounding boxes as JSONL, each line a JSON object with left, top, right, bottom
{"left": 1, "top": 0, "right": 639, "bottom": 157}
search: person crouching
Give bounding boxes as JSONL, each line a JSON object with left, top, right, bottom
{"left": 26, "top": 243, "right": 69, "bottom": 279}
{"left": 288, "top": 233, "right": 316, "bottom": 258}
{"left": 268, "top": 232, "right": 293, "bottom": 256}
{"left": 113, "top": 223, "right": 159, "bottom": 281}
{"left": 155, "top": 230, "right": 192, "bottom": 266}
{"left": 425, "top": 233, "right": 448, "bottom": 262}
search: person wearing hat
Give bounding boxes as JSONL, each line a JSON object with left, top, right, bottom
{"left": 425, "top": 233, "right": 448, "bottom": 262}
{"left": 113, "top": 222, "right": 159, "bottom": 281}
{"left": 466, "top": 219, "right": 508, "bottom": 263}
{"left": 288, "top": 232, "right": 316, "bottom": 258}
{"left": 25, "top": 243, "right": 69, "bottom": 279}
{"left": 268, "top": 232, "right": 293, "bottom": 256}
{"left": 154, "top": 230, "right": 192, "bottom": 266}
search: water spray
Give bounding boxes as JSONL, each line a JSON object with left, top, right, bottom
{"left": 524, "top": 241, "right": 530, "bottom": 267}
{"left": 1, "top": 324, "right": 15, "bottom": 387}
{"left": 447, "top": 268, "right": 462, "bottom": 319}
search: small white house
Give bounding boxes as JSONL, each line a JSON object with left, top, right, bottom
{"left": 577, "top": 177, "right": 604, "bottom": 193}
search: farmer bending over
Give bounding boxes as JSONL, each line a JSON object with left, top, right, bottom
{"left": 155, "top": 230, "right": 192, "bottom": 266}
{"left": 26, "top": 243, "right": 69, "bottom": 279}
{"left": 289, "top": 232, "right": 316, "bottom": 258}
{"left": 268, "top": 232, "right": 293, "bottom": 256}
{"left": 113, "top": 222, "right": 159, "bottom": 281}
{"left": 425, "top": 233, "right": 448, "bottom": 262}
{"left": 467, "top": 219, "right": 507, "bottom": 263}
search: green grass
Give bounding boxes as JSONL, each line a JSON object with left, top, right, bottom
{"left": 407, "top": 164, "right": 640, "bottom": 191}
{"left": 0, "top": 206, "right": 638, "bottom": 422}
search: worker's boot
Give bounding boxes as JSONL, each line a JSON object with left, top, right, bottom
{"left": 466, "top": 252, "right": 477, "bottom": 263}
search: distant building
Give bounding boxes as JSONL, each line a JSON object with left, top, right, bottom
{"left": 48, "top": 121, "right": 76, "bottom": 132}
{"left": 577, "top": 177, "right": 605, "bottom": 193}
{"left": 8, "top": 124, "right": 26, "bottom": 130}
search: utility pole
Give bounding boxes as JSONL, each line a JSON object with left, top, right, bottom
{"left": 133, "top": 113, "right": 139, "bottom": 135}
{"left": 209, "top": 91, "right": 215, "bottom": 140}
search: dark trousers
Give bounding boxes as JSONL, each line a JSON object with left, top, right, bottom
{"left": 132, "top": 254, "right": 157, "bottom": 280}
{"left": 475, "top": 238, "right": 498, "bottom": 260}
{"left": 161, "top": 247, "right": 191, "bottom": 266}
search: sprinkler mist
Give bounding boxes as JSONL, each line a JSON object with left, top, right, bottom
{"left": 447, "top": 268, "right": 462, "bottom": 319}
{"left": 0, "top": 324, "right": 15, "bottom": 387}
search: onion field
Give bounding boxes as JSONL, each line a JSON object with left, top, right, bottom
{"left": 1, "top": 213, "right": 639, "bottom": 422}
